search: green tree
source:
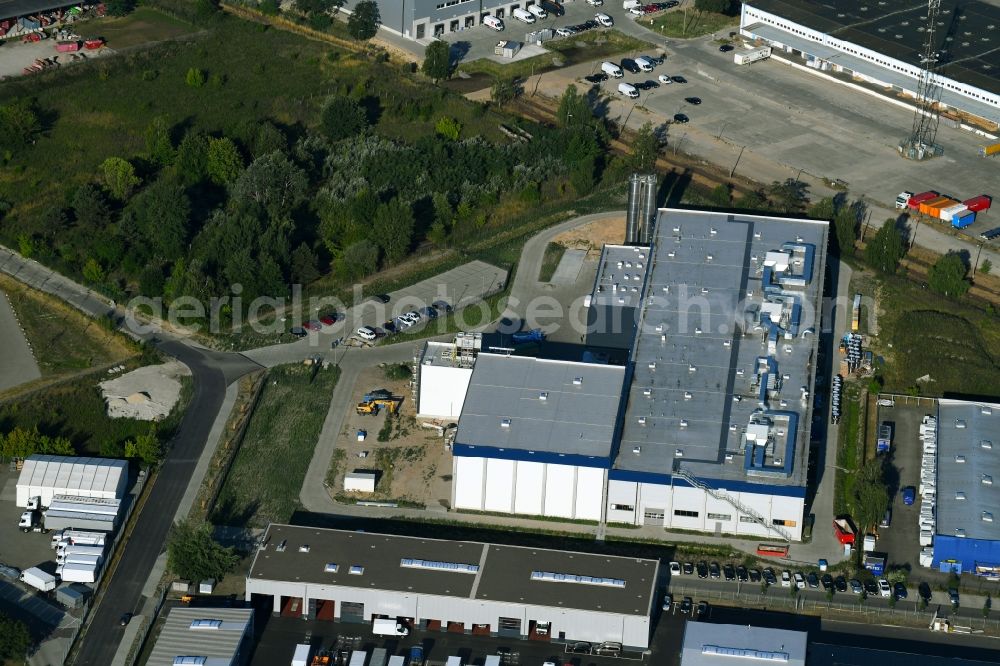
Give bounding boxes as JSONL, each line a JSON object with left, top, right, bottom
{"left": 833, "top": 202, "right": 861, "bottom": 255}
{"left": 928, "top": 252, "right": 970, "bottom": 298}
{"left": 145, "top": 116, "right": 175, "bottom": 166}
{"left": 232, "top": 151, "right": 308, "bottom": 216}
{"left": 291, "top": 242, "right": 320, "bottom": 284}
{"left": 347, "top": 0, "right": 380, "bottom": 40}
{"left": 206, "top": 137, "right": 244, "bottom": 186}
{"left": 71, "top": 183, "right": 110, "bottom": 227}
{"left": 854, "top": 457, "right": 890, "bottom": 533}
{"left": 341, "top": 239, "right": 379, "bottom": 278}
{"left": 82, "top": 257, "right": 106, "bottom": 284}
{"left": 981, "top": 258, "right": 993, "bottom": 275}
{"left": 864, "top": 220, "right": 905, "bottom": 274}
{"left": 422, "top": 40, "right": 452, "bottom": 82}
{"left": 166, "top": 518, "right": 239, "bottom": 582}
{"left": 0, "top": 98, "right": 41, "bottom": 151}
{"left": 195, "top": 0, "right": 221, "bottom": 20}
{"left": 125, "top": 431, "right": 161, "bottom": 465}
{"left": 0, "top": 612, "right": 31, "bottom": 663}
{"left": 139, "top": 264, "right": 166, "bottom": 296}
{"left": 175, "top": 132, "right": 210, "bottom": 185}
{"left": 16, "top": 233, "right": 34, "bottom": 258}
{"left": 0, "top": 427, "right": 74, "bottom": 458}
{"left": 372, "top": 198, "right": 414, "bottom": 265}
{"left": 125, "top": 178, "right": 191, "bottom": 261}
{"left": 320, "top": 96, "right": 368, "bottom": 141}
{"left": 258, "top": 0, "right": 280, "bottom": 15}
{"left": 556, "top": 84, "right": 591, "bottom": 128}
{"left": 766, "top": 178, "right": 809, "bottom": 213}
{"left": 100, "top": 157, "right": 141, "bottom": 201}
{"left": 185, "top": 67, "right": 207, "bottom": 88}
{"left": 295, "top": 0, "right": 334, "bottom": 12}
{"left": 435, "top": 117, "right": 462, "bottom": 141}
{"left": 695, "top": 0, "right": 730, "bottom": 13}
{"left": 708, "top": 183, "right": 731, "bottom": 207}
{"left": 630, "top": 122, "right": 659, "bottom": 172}
{"left": 105, "top": 0, "right": 136, "bottom": 16}
{"left": 490, "top": 77, "right": 517, "bottom": 109}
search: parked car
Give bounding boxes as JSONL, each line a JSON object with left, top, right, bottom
{"left": 671, "top": 75, "right": 687, "bottom": 83}
{"left": 657, "top": 74, "right": 673, "bottom": 84}
{"left": 356, "top": 326, "right": 377, "bottom": 341}
{"left": 762, "top": 568, "right": 776, "bottom": 585}
{"left": 382, "top": 321, "right": 398, "bottom": 334}
{"left": 685, "top": 96, "right": 702, "bottom": 105}
{"left": 864, "top": 580, "right": 879, "bottom": 596}
{"left": 594, "top": 642, "right": 622, "bottom": 657}
{"left": 723, "top": 564, "right": 736, "bottom": 581}
{"left": 373, "top": 293, "right": 391, "bottom": 303}
{"left": 709, "top": 562, "right": 721, "bottom": 579}
{"left": 419, "top": 306, "right": 439, "bottom": 319}
{"left": 621, "top": 58, "right": 641, "bottom": 73}
{"left": 697, "top": 561, "right": 709, "bottom": 578}
{"left": 894, "top": 582, "right": 907, "bottom": 599}
{"left": 850, "top": 579, "right": 863, "bottom": 594}
{"left": 949, "top": 588, "right": 960, "bottom": 605}
{"left": 568, "top": 642, "right": 592, "bottom": 654}
{"left": 556, "top": 27, "right": 575, "bottom": 36}
{"left": 835, "top": 575, "right": 848, "bottom": 592}
{"left": 319, "top": 314, "right": 341, "bottom": 326}
{"left": 821, "top": 574, "right": 833, "bottom": 590}
{"left": 679, "top": 597, "right": 693, "bottom": 614}
{"left": 902, "top": 486, "right": 916, "bottom": 505}
{"left": 673, "top": 113, "right": 689, "bottom": 123}
{"left": 586, "top": 0, "right": 603, "bottom": 5}
{"left": 637, "top": 79, "right": 660, "bottom": 90}
{"left": 919, "top": 582, "right": 932, "bottom": 602}
{"left": 878, "top": 579, "right": 892, "bottom": 598}
{"left": 289, "top": 326, "right": 307, "bottom": 337}
{"left": 736, "top": 566, "right": 749, "bottom": 581}
{"left": 780, "top": 571, "right": 791, "bottom": 587}
{"left": 304, "top": 320, "right": 322, "bottom": 331}
{"left": 749, "top": 568, "right": 761, "bottom": 582}
{"left": 585, "top": 72, "right": 609, "bottom": 83}
{"left": 696, "top": 600, "right": 709, "bottom": 617}
{"left": 119, "top": 613, "right": 132, "bottom": 627}
{"left": 669, "top": 561, "right": 681, "bottom": 575}
{"left": 683, "top": 562, "right": 694, "bottom": 575}
{"left": 662, "top": 592, "right": 673, "bottom": 611}
{"left": 793, "top": 572, "right": 806, "bottom": 589}
{"left": 719, "top": 44, "right": 735, "bottom": 52}
{"left": 806, "top": 572, "right": 819, "bottom": 588}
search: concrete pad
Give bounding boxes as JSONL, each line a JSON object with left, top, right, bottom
{"left": 549, "top": 248, "right": 587, "bottom": 285}
{"left": 99, "top": 360, "right": 191, "bottom": 421}
{"left": 0, "top": 291, "right": 41, "bottom": 392}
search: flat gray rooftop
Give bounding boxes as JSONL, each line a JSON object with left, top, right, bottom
{"left": 145, "top": 607, "right": 252, "bottom": 666}
{"left": 587, "top": 245, "right": 650, "bottom": 350}
{"left": 616, "top": 209, "right": 826, "bottom": 487}
{"left": 249, "top": 525, "right": 657, "bottom": 616}
{"left": 809, "top": 643, "right": 1000, "bottom": 666}
{"left": 935, "top": 399, "right": 1000, "bottom": 540}
{"left": 455, "top": 353, "right": 627, "bottom": 457}
{"left": 680, "top": 623, "right": 807, "bottom": 666}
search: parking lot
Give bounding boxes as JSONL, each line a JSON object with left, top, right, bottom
{"left": 249, "top": 610, "right": 689, "bottom": 666}
{"left": 0, "top": 467, "right": 60, "bottom": 574}
{"left": 873, "top": 396, "right": 940, "bottom": 572}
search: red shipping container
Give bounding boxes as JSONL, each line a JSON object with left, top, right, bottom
{"left": 55, "top": 41, "right": 79, "bottom": 52}
{"left": 84, "top": 39, "right": 104, "bottom": 49}
{"left": 963, "top": 195, "right": 992, "bottom": 212}
{"left": 907, "top": 191, "right": 938, "bottom": 209}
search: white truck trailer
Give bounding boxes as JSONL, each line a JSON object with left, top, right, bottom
{"left": 57, "top": 562, "right": 99, "bottom": 584}
{"left": 20, "top": 567, "right": 57, "bottom": 592}
{"left": 735, "top": 46, "right": 772, "bottom": 65}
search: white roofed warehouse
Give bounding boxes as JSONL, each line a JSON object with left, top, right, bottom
{"left": 245, "top": 524, "right": 658, "bottom": 649}
{"left": 16, "top": 455, "right": 128, "bottom": 507}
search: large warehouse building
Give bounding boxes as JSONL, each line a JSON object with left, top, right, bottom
{"left": 146, "top": 607, "right": 254, "bottom": 666}
{"left": 342, "top": 0, "right": 554, "bottom": 40}
{"left": 447, "top": 209, "right": 827, "bottom": 542}
{"left": 680, "top": 623, "right": 807, "bottom": 666}
{"left": 246, "top": 524, "right": 658, "bottom": 649}
{"left": 740, "top": 0, "right": 1000, "bottom": 125}
{"left": 932, "top": 398, "right": 1000, "bottom": 575}
{"left": 16, "top": 455, "right": 128, "bottom": 507}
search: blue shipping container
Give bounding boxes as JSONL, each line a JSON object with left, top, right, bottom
{"left": 953, "top": 211, "right": 976, "bottom": 229}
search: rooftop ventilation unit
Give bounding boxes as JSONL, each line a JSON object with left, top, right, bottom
{"left": 955, "top": 455, "right": 967, "bottom": 463}
{"left": 679, "top": 420, "right": 689, "bottom": 428}
{"left": 675, "top": 449, "right": 684, "bottom": 457}
{"left": 984, "top": 512, "right": 995, "bottom": 523}
{"left": 983, "top": 407, "right": 994, "bottom": 416}
{"left": 500, "top": 418, "right": 511, "bottom": 429}
{"left": 643, "top": 388, "right": 652, "bottom": 397}
{"left": 701, "top": 646, "right": 789, "bottom": 663}
{"left": 689, "top": 365, "right": 697, "bottom": 373}
{"left": 638, "top": 417, "right": 647, "bottom": 425}
{"left": 754, "top": 232, "right": 762, "bottom": 239}
{"left": 530, "top": 571, "right": 626, "bottom": 588}
{"left": 174, "top": 659, "right": 207, "bottom": 666}
{"left": 684, "top": 392, "right": 693, "bottom": 400}
{"left": 649, "top": 362, "right": 656, "bottom": 370}
{"left": 298, "top": 545, "right": 310, "bottom": 553}
{"left": 276, "top": 540, "right": 287, "bottom": 552}
{"left": 400, "top": 558, "right": 480, "bottom": 574}
{"left": 956, "top": 492, "right": 966, "bottom": 500}
{"left": 325, "top": 563, "right": 339, "bottom": 573}
{"left": 956, "top": 529, "right": 967, "bottom": 537}
{"left": 189, "top": 619, "right": 222, "bottom": 630}
{"left": 349, "top": 565, "right": 364, "bottom": 575}
{"left": 983, "top": 441, "right": 993, "bottom": 450}
{"left": 956, "top": 420, "right": 967, "bottom": 429}
{"left": 573, "top": 377, "right": 583, "bottom": 386}
{"left": 710, "top": 228, "right": 717, "bottom": 235}
{"left": 983, "top": 475, "right": 994, "bottom": 486}
{"left": 633, "top": 446, "right": 642, "bottom": 454}
{"left": 539, "top": 392, "right": 548, "bottom": 401}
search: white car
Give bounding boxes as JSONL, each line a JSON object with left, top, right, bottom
{"left": 595, "top": 12, "right": 614, "bottom": 26}
{"left": 404, "top": 310, "right": 422, "bottom": 322}
{"left": 793, "top": 572, "right": 806, "bottom": 589}
{"left": 780, "top": 571, "right": 791, "bottom": 587}
{"left": 878, "top": 579, "right": 892, "bottom": 598}
{"left": 669, "top": 561, "right": 681, "bottom": 575}
{"left": 629, "top": 6, "right": 643, "bottom": 13}
{"left": 657, "top": 74, "right": 673, "bottom": 84}
{"left": 556, "top": 27, "right": 574, "bottom": 36}
{"left": 586, "top": 0, "right": 603, "bottom": 5}
{"left": 356, "top": 326, "right": 377, "bottom": 341}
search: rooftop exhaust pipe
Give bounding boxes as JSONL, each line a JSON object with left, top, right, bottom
{"left": 625, "top": 173, "right": 658, "bottom": 245}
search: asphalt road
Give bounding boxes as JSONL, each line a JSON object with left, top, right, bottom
{"left": 0, "top": 289, "right": 40, "bottom": 392}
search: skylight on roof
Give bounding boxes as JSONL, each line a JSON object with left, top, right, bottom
{"left": 530, "top": 571, "right": 626, "bottom": 588}
{"left": 189, "top": 619, "right": 221, "bottom": 630}
{"left": 400, "top": 558, "right": 479, "bottom": 574}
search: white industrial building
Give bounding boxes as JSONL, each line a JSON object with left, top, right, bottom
{"left": 416, "top": 334, "right": 480, "bottom": 420}
{"left": 246, "top": 524, "right": 658, "bottom": 649}
{"left": 441, "top": 209, "right": 827, "bottom": 542}
{"left": 451, "top": 353, "right": 628, "bottom": 521}
{"left": 145, "top": 607, "right": 254, "bottom": 666}
{"left": 16, "top": 455, "right": 128, "bottom": 507}
{"left": 680, "top": 623, "right": 807, "bottom": 666}
{"left": 740, "top": 0, "right": 1000, "bottom": 125}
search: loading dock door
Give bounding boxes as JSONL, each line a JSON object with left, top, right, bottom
{"left": 341, "top": 601, "right": 365, "bottom": 623}
{"left": 643, "top": 509, "right": 664, "bottom": 525}
{"left": 447, "top": 621, "right": 465, "bottom": 633}
{"left": 498, "top": 616, "right": 521, "bottom": 637}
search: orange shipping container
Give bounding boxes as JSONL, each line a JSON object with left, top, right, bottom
{"left": 926, "top": 198, "right": 958, "bottom": 212}
{"left": 918, "top": 196, "right": 951, "bottom": 215}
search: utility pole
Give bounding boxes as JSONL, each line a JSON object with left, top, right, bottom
{"left": 729, "top": 145, "right": 745, "bottom": 177}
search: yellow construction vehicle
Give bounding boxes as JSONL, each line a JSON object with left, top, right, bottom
{"left": 356, "top": 390, "right": 402, "bottom": 415}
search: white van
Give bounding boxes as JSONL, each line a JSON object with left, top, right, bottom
{"left": 635, "top": 56, "right": 654, "bottom": 72}
{"left": 601, "top": 61, "right": 623, "bottom": 78}
{"left": 595, "top": 12, "right": 614, "bottom": 26}
{"left": 512, "top": 8, "right": 536, "bottom": 23}
{"left": 618, "top": 82, "right": 639, "bottom": 98}
{"left": 356, "top": 326, "right": 377, "bottom": 341}
{"left": 623, "top": 0, "right": 641, "bottom": 8}
{"left": 527, "top": 4, "right": 547, "bottom": 18}
{"left": 483, "top": 15, "right": 504, "bottom": 31}
{"left": 372, "top": 618, "right": 409, "bottom": 636}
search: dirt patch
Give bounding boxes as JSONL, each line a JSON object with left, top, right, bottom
{"left": 329, "top": 365, "right": 452, "bottom": 508}
{"left": 552, "top": 215, "right": 627, "bottom": 259}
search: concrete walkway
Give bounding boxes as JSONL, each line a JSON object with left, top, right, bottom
{"left": 0, "top": 290, "right": 40, "bottom": 392}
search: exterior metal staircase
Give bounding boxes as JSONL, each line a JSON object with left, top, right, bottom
{"left": 674, "top": 469, "right": 793, "bottom": 543}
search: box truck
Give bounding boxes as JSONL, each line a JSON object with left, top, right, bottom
{"left": 372, "top": 618, "right": 409, "bottom": 636}
{"left": 51, "top": 530, "right": 106, "bottom": 549}
{"left": 483, "top": 15, "right": 504, "bottom": 31}
{"left": 291, "top": 644, "right": 311, "bottom": 666}
{"left": 369, "top": 648, "right": 388, "bottom": 666}
{"left": 58, "top": 562, "right": 98, "bottom": 584}
{"left": 20, "top": 567, "right": 57, "bottom": 592}
{"left": 57, "top": 544, "right": 105, "bottom": 558}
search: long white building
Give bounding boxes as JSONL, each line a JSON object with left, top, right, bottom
{"left": 16, "top": 455, "right": 128, "bottom": 507}
{"left": 741, "top": 0, "right": 1000, "bottom": 125}
{"left": 444, "top": 208, "right": 828, "bottom": 542}
{"left": 245, "top": 524, "right": 658, "bottom": 649}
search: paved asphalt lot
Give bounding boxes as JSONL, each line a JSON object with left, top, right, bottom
{"left": 0, "top": 289, "right": 40, "bottom": 392}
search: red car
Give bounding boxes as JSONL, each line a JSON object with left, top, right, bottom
{"left": 319, "top": 314, "right": 341, "bottom": 326}
{"left": 304, "top": 320, "right": 322, "bottom": 332}
{"left": 643, "top": 4, "right": 658, "bottom": 12}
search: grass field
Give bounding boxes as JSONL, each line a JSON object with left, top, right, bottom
{"left": 212, "top": 363, "right": 339, "bottom": 527}
{"left": 834, "top": 383, "right": 863, "bottom": 517}
{"left": 537, "top": 242, "right": 567, "bottom": 282}
{"left": 854, "top": 271, "right": 1000, "bottom": 398}
{"left": 647, "top": 10, "right": 738, "bottom": 39}
{"left": 86, "top": 7, "right": 198, "bottom": 49}
{"left": 0, "top": 274, "right": 135, "bottom": 380}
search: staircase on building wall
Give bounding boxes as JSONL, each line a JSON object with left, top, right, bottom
{"left": 674, "top": 469, "right": 793, "bottom": 543}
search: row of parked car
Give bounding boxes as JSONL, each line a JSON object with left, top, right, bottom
{"left": 356, "top": 301, "right": 453, "bottom": 342}
{"left": 668, "top": 560, "right": 925, "bottom": 602}
{"left": 625, "top": 0, "right": 678, "bottom": 16}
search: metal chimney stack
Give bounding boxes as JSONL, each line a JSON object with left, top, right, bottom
{"left": 626, "top": 173, "right": 658, "bottom": 245}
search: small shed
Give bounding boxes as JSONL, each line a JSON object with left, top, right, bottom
{"left": 494, "top": 40, "right": 522, "bottom": 58}
{"left": 343, "top": 472, "right": 377, "bottom": 493}
{"left": 198, "top": 578, "right": 216, "bottom": 594}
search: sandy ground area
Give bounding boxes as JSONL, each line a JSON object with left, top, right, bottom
{"left": 99, "top": 360, "right": 190, "bottom": 420}
{"left": 0, "top": 38, "right": 113, "bottom": 80}
{"left": 552, "top": 215, "right": 626, "bottom": 258}
{"left": 330, "top": 365, "right": 452, "bottom": 508}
